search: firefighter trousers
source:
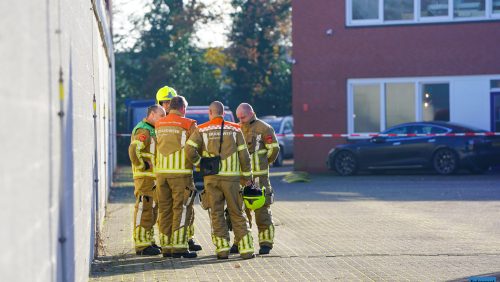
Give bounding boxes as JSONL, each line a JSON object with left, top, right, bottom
{"left": 206, "top": 177, "right": 254, "bottom": 258}
{"left": 133, "top": 177, "right": 158, "bottom": 251}
{"left": 245, "top": 176, "right": 275, "bottom": 248}
{"left": 156, "top": 174, "right": 197, "bottom": 254}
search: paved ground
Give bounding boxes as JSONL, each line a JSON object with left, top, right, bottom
{"left": 90, "top": 162, "right": 500, "bottom": 281}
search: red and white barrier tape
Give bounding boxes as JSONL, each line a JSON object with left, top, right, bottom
{"left": 275, "top": 132, "right": 500, "bottom": 138}
{"left": 117, "top": 132, "right": 500, "bottom": 138}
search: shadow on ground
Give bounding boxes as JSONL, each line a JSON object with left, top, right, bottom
{"left": 90, "top": 253, "right": 261, "bottom": 278}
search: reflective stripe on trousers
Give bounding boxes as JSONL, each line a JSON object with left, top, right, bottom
{"left": 237, "top": 233, "right": 254, "bottom": 254}
{"left": 134, "top": 226, "right": 154, "bottom": 248}
{"left": 258, "top": 224, "right": 275, "bottom": 244}
{"left": 211, "top": 234, "right": 230, "bottom": 254}
{"left": 159, "top": 232, "right": 172, "bottom": 252}
{"left": 171, "top": 226, "right": 188, "bottom": 249}
{"left": 187, "top": 224, "right": 195, "bottom": 239}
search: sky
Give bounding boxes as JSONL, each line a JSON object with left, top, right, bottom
{"left": 112, "top": 0, "right": 233, "bottom": 51}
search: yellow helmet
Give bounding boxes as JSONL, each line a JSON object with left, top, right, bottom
{"left": 156, "top": 86, "right": 177, "bottom": 104}
{"left": 243, "top": 184, "right": 266, "bottom": 210}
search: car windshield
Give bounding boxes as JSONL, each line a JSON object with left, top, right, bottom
{"left": 262, "top": 119, "right": 282, "bottom": 132}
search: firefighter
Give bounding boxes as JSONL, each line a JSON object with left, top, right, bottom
{"left": 185, "top": 101, "right": 255, "bottom": 260}
{"left": 155, "top": 96, "right": 200, "bottom": 258}
{"left": 129, "top": 104, "right": 166, "bottom": 256}
{"left": 234, "top": 103, "right": 280, "bottom": 255}
{"left": 155, "top": 85, "right": 202, "bottom": 253}
{"left": 156, "top": 85, "right": 177, "bottom": 114}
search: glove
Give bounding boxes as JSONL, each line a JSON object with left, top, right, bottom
{"left": 144, "top": 161, "right": 151, "bottom": 170}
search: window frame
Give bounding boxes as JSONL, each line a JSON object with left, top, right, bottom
{"left": 349, "top": 82, "right": 383, "bottom": 134}
{"left": 346, "top": 0, "right": 500, "bottom": 26}
{"left": 348, "top": 77, "right": 454, "bottom": 136}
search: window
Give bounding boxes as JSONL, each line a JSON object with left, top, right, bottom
{"left": 385, "top": 83, "right": 416, "bottom": 128}
{"left": 414, "top": 125, "right": 449, "bottom": 134}
{"left": 421, "top": 0, "right": 449, "bottom": 17}
{"left": 352, "top": 0, "right": 379, "bottom": 20}
{"left": 454, "top": 0, "right": 485, "bottom": 18}
{"left": 385, "top": 126, "right": 410, "bottom": 134}
{"left": 347, "top": 0, "right": 499, "bottom": 26}
{"left": 385, "top": 0, "right": 414, "bottom": 20}
{"left": 283, "top": 122, "right": 293, "bottom": 134}
{"left": 422, "top": 83, "right": 450, "bottom": 121}
{"left": 491, "top": 79, "right": 500, "bottom": 89}
{"left": 348, "top": 79, "right": 458, "bottom": 133}
{"left": 494, "top": 0, "right": 500, "bottom": 13}
{"left": 353, "top": 84, "right": 381, "bottom": 132}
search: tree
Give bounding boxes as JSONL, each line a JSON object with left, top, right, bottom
{"left": 113, "top": 0, "right": 224, "bottom": 163}
{"left": 114, "top": 0, "right": 222, "bottom": 125}
{"left": 228, "top": 0, "right": 292, "bottom": 116}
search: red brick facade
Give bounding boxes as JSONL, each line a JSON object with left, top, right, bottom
{"left": 292, "top": 0, "right": 500, "bottom": 172}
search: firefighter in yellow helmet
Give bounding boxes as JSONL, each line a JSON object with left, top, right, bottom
{"left": 129, "top": 104, "right": 166, "bottom": 255}
{"left": 234, "top": 103, "right": 280, "bottom": 255}
{"left": 156, "top": 85, "right": 177, "bottom": 114}
{"left": 155, "top": 85, "right": 201, "bottom": 252}
{"left": 185, "top": 101, "right": 255, "bottom": 260}
{"left": 155, "top": 96, "right": 199, "bottom": 258}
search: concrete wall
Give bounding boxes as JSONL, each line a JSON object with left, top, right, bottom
{"left": 292, "top": 0, "right": 500, "bottom": 172}
{"left": 0, "top": 0, "right": 115, "bottom": 281}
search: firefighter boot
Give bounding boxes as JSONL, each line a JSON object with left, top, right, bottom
{"left": 188, "top": 239, "right": 202, "bottom": 251}
{"left": 230, "top": 244, "right": 238, "bottom": 254}
{"left": 136, "top": 245, "right": 161, "bottom": 256}
{"left": 259, "top": 245, "right": 272, "bottom": 255}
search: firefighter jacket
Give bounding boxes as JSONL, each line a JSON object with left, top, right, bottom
{"left": 129, "top": 119, "right": 156, "bottom": 179}
{"left": 241, "top": 116, "right": 280, "bottom": 177}
{"left": 155, "top": 110, "right": 197, "bottom": 177}
{"left": 185, "top": 116, "right": 252, "bottom": 182}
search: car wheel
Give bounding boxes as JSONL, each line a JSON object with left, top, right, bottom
{"left": 274, "top": 148, "right": 284, "bottom": 167}
{"left": 333, "top": 150, "right": 357, "bottom": 176}
{"left": 432, "top": 148, "right": 458, "bottom": 175}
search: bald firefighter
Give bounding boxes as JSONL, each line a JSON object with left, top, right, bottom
{"left": 235, "top": 103, "right": 280, "bottom": 255}
{"left": 185, "top": 101, "right": 255, "bottom": 260}
{"left": 156, "top": 86, "right": 201, "bottom": 252}
{"left": 129, "top": 104, "right": 166, "bottom": 256}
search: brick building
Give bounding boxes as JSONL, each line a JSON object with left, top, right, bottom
{"left": 292, "top": 0, "right": 500, "bottom": 172}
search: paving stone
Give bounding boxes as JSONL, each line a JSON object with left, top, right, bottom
{"left": 90, "top": 167, "right": 500, "bottom": 281}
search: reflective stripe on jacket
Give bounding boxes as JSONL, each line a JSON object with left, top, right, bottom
{"left": 155, "top": 110, "right": 197, "bottom": 176}
{"left": 185, "top": 116, "right": 252, "bottom": 181}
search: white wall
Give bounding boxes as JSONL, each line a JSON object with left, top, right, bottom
{"left": 451, "top": 77, "right": 491, "bottom": 130}
{"left": 0, "top": 0, "right": 114, "bottom": 281}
